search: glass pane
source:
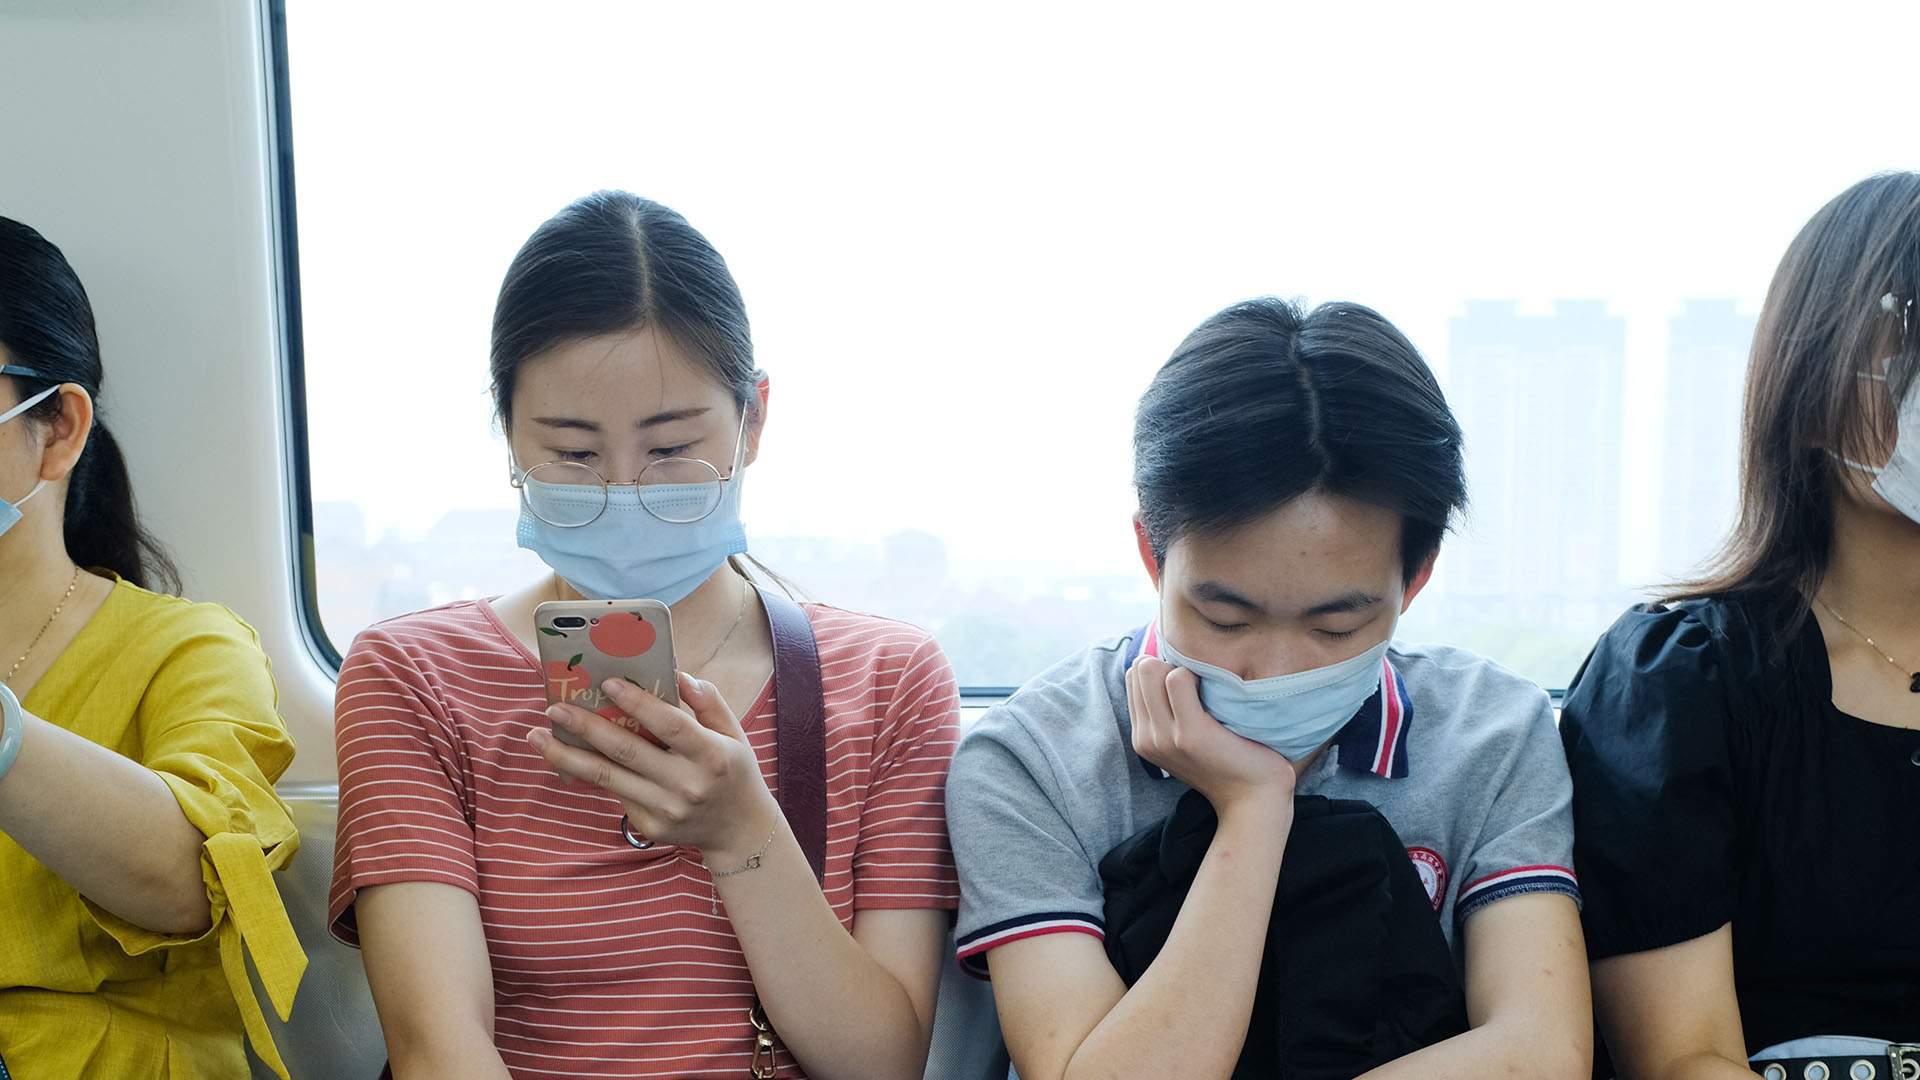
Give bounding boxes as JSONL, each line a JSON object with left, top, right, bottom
{"left": 285, "top": 2, "right": 1920, "bottom": 689}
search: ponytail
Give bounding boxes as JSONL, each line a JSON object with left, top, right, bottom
{"left": 61, "top": 419, "right": 180, "bottom": 594}
{"left": 1, "top": 216, "right": 181, "bottom": 595}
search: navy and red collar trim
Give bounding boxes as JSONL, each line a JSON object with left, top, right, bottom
{"left": 1125, "top": 623, "right": 1413, "bottom": 780}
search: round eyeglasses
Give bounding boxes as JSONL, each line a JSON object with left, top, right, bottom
{"left": 511, "top": 408, "right": 749, "bottom": 527}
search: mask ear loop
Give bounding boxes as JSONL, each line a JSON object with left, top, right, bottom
{"left": 0, "top": 383, "right": 60, "bottom": 427}
{"left": 0, "top": 386, "right": 61, "bottom": 510}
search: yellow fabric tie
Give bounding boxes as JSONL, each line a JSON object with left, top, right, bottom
{"left": 205, "top": 831, "right": 308, "bottom": 1080}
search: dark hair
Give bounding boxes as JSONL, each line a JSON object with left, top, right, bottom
{"left": 1134, "top": 297, "right": 1467, "bottom": 582}
{"left": 489, "top": 191, "right": 795, "bottom": 593}
{"left": 1668, "top": 172, "right": 1920, "bottom": 636}
{"left": 0, "top": 216, "right": 179, "bottom": 592}
{"left": 490, "top": 191, "right": 758, "bottom": 425}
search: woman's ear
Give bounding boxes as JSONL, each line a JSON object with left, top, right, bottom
{"left": 38, "top": 384, "right": 93, "bottom": 484}
{"left": 745, "top": 376, "right": 771, "bottom": 466}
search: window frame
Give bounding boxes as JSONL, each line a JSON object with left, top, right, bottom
{"left": 266, "top": 0, "right": 342, "bottom": 677}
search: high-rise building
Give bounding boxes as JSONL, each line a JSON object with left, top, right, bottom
{"left": 1659, "top": 300, "right": 1754, "bottom": 580}
{"left": 1443, "top": 300, "right": 1628, "bottom": 621}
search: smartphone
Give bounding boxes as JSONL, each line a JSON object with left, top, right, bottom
{"left": 534, "top": 598, "right": 678, "bottom": 749}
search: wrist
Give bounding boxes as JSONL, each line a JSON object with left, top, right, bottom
{"left": 1214, "top": 787, "right": 1294, "bottom": 835}
{"left": 705, "top": 794, "right": 783, "bottom": 868}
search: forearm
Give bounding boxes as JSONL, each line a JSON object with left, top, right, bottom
{"left": 358, "top": 883, "right": 512, "bottom": 1080}
{"left": 711, "top": 813, "right": 934, "bottom": 1080}
{"left": 1363, "top": 896, "right": 1593, "bottom": 1080}
{"left": 1355, "top": 1018, "right": 1589, "bottom": 1079}
{"left": 1647, "top": 1052, "right": 1762, "bottom": 1080}
{"left": 0, "top": 710, "right": 210, "bottom": 934}
{"left": 1590, "top": 929, "right": 1752, "bottom": 1080}
{"left": 387, "top": 1033, "right": 515, "bottom": 1080}
{"left": 1062, "top": 798, "right": 1289, "bottom": 1080}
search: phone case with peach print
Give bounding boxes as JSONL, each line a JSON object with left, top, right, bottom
{"left": 533, "top": 599, "right": 679, "bottom": 749}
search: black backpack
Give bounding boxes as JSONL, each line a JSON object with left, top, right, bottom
{"left": 1100, "top": 790, "right": 1469, "bottom": 1080}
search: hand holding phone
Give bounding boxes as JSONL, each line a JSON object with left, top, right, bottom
{"left": 534, "top": 599, "right": 678, "bottom": 749}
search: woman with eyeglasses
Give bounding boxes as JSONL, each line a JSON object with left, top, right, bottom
{"left": 329, "top": 191, "right": 962, "bottom": 1079}
{"left": 1560, "top": 173, "right": 1920, "bottom": 1080}
{"left": 0, "top": 216, "right": 304, "bottom": 1078}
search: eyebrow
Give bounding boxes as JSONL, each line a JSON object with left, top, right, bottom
{"left": 1300, "top": 591, "right": 1384, "bottom": 617}
{"left": 529, "top": 406, "right": 712, "bottom": 433}
{"left": 1189, "top": 582, "right": 1383, "bottom": 619}
{"left": 1189, "top": 581, "right": 1267, "bottom": 614}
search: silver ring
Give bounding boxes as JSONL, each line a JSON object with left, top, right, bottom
{"left": 619, "top": 814, "right": 655, "bottom": 850}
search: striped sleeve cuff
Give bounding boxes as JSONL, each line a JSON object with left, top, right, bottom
{"left": 955, "top": 912, "right": 1106, "bottom": 979}
{"left": 1456, "top": 864, "right": 1581, "bottom": 922}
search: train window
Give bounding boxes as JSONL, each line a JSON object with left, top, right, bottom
{"left": 278, "top": 4, "right": 1915, "bottom": 691}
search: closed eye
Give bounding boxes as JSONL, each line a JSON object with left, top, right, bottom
{"left": 1315, "top": 628, "right": 1360, "bottom": 641}
{"left": 649, "top": 444, "right": 693, "bottom": 459}
{"left": 1203, "top": 615, "right": 1249, "bottom": 633}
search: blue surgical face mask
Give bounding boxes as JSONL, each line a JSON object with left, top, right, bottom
{"left": 515, "top": 473, "right": 748, "bottom": 604}
{"left": 0, "top": 384, "right": 58, "bottom": 540}
{"left": 512, "top": 408, "right": 753, "bottom": 604}
{"left": 1156, "top": 626, "right": 1392, "bottom": 762}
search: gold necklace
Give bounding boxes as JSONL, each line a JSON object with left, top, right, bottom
{"left": 5, "top": 566, "right": 81, "bottom": 686}
{"left": 691, "top": 577, "right": 753, "bottom": 675}
{"left": 1817, "top": 597, "right": 1920, "bottom": 694}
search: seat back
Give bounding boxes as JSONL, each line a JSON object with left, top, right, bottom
{"left": 249, "top": 787, "right": 386, "bottom": 1080}
{"left": 925, "top": 943, "right": 1010, "bottom": 1080}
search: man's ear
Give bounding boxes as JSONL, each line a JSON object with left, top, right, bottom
{"left": 1400, "top": 549, "right": 1439, "bottom": 613}
{"left": 1133, "top": 514, "right": 1162, "bottom": 589}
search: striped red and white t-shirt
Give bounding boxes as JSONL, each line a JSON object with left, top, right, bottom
{"left": 328, "top": 598, "right": 960, "bottom": 1079}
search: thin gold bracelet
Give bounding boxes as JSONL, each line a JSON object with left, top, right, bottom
{"left": 705, "top": 827, "right": 777, "bottom": 915}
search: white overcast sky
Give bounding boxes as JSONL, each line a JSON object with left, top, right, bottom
{"left": 288, "top": 0, "right": 1920, "bottom": 586}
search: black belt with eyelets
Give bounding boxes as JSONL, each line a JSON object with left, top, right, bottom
{"left": 1753, "top": 1044, "right": 1920, "bottom": 1080}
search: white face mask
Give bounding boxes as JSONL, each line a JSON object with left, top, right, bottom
{"left": 1155, "top": 624, "right": 1391, "bottom": 762}
{"left": 1834, "top": 363, "right": 1920, "bottom": 525}
{"left": 0, "top": 384, "right": 58, "bottom": 539}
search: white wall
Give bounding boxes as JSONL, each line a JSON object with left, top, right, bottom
{"left": 0, "top": 0, "right": 337, "bottom": 783}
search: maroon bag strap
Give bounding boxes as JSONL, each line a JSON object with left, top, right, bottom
{"left": 757, "top": 585, "right": 828, "bottom": 885}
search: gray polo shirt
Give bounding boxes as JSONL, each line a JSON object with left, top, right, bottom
{"left": 948, "top": 628, "right": 1579, "bottom": 977}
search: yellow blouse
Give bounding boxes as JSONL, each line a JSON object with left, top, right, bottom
{"left": 0, "top": 578, "right": 307, "bottom": 1079}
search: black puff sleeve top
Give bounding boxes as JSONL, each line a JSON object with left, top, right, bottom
{"left": 1559, "top": 590, "right": 1920, "bottom": 1055}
